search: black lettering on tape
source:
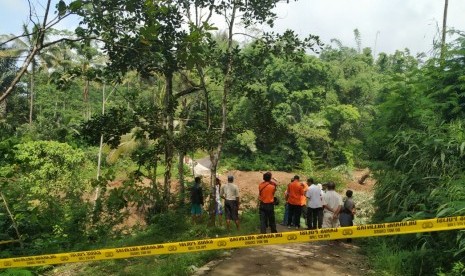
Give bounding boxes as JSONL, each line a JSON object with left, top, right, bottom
{"left": 168, "top": 246, "right": 177, "bottom": 252}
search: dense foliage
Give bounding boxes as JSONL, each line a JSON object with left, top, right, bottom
{"left": 367, "top": 35, "right": 465, "bottom": 274}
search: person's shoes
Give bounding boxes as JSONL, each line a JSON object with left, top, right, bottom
{"left": 287, "top": 226, "right": 291, "bottom": 229}
{"left": 295, "top": 226, "right": 300, "bottom": 230}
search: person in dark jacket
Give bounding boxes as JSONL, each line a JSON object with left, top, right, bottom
{"left": 339, "top": 189, "right": 356, "bottom": 242}
{"left": 190, "top": 176, "right": 204, "bottom": 224}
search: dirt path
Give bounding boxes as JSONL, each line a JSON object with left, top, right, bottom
{"left": 195, "top": 225, "right": 371, "bottom": 276}
{"left": 193, "top": 169, "right": 375, "bottom": 276}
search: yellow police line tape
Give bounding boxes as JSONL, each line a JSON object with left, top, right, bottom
{"left": 1, "top": 216, "right": 465, "bottom": 269}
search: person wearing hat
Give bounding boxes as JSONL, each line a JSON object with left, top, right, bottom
{"left": 258, "top": 172, "right": 278, "bottom": 233}
{"left": 220, "top": 175, "right": 240, "bottom": 230}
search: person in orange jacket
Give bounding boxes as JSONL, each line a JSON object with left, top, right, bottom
{"left": 258, "top": 172, "right": 278, "bottom": 233}
{"left": 286, "top": 175, "right": 304, "bottom": 229}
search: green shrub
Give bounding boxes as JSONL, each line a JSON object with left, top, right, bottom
{"left": 365, "top": 239, "right": 414, "bottom": 276}
{"left": 437, "top": 261, "right": 465, "bottom": 276}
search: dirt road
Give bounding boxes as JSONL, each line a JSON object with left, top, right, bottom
{"left": 196, "top": 225, "right": 370, "bottom": 276}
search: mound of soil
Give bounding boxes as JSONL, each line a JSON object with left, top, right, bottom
{"left": 215, "top": 169, "right": 375, "bottom": 200}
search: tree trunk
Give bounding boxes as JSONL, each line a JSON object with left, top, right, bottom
{"left": 163, "top": 71, "right": 174, "bottom": 207}
{"left": 440, "top": 0, "right": 449, "bottom": 61}
{"left": 178, "top": 151, "right": 185, "bottom": 201}
{"left": 92, "top": 83, "right": 106, "bottom": 221}
{"left": 177, "top": 101, "right": 188, "bottom": 203}
{"left": 29, "top": 70, "right": 34, "bottom": 124}
{"left": 207, "top": 1, "right": 237, "bottom": 225}
{"left": 83, "top": 79, "right": 90, "bottom": 119}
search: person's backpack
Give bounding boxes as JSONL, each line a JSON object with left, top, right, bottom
{"left": 273, "top": 196, "right": 280, "bottom": 206}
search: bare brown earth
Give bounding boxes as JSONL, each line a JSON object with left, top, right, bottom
{"left": 198, "top": 228, "right": 371, "bottom": 276}
{"left": 192, "top": 169, "right": 375, "bottom": 276}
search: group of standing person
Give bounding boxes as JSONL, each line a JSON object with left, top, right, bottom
{"left": 190, "top": 172, "right": 356, "bottom": 238}
{"left": 259, "top": 172, "right": 356, "bottom": 238}
{"left": 190, "top": 175, "right": 241, "bottom": 230}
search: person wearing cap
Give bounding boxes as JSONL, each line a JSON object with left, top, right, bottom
{"left": 306, "top": 178, "right": 323, "bottom": 229}
{"left": 220, "top": 175, "right": 240, "bottom": 230}
{"left": 286, "top": 175, "right": 304, "bottom": 229}
{"left": 258, "top": 172, "right": 278, "bottom": 234}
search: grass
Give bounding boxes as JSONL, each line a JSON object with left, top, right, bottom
{"left": 28, "top": 208, "right": 263, "bottom": 276}
{"left": 361, "top": 238, "right": 414, "bottom": 276}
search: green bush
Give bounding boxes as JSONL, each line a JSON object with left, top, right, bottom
{"left": 364, "top": 238, "right": 414, "bottom": 276}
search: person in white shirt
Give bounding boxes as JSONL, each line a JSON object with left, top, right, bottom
{"left": 214, "top": 177, "right": 223, "bottom": 226}
{"left": 220, "top": 175, "right": 240, "bottom": 230}
{"left": 305, "top": 178, "right": 323, "bottom": 229}
{"left": 322, "top": 181, "right": 343, "bottom": 228}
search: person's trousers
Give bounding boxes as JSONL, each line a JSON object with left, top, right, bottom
{"left": 306, "top": 207, "right": 323, "bottom": 229}
{"left": 287, "top": 203, "right": 302, "bottom": 227}
{"left": 259, "top": 203, "right": 277, "bottom": 233}
{"left": 282, "top": 203, "right": 289, "bottom": 225}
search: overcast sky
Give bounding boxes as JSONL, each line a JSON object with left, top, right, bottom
{"left": 1, "top": 0, "right": 464, "bottom": 56}
{"left": 270, "top": 0, "right": 465, "bottom": 56}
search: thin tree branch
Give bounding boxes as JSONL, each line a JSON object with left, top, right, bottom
{"left": 27, "top": 0, "right": 34, "bottom": 23}
{"left": 205, "top": 1, "right": 215, "bottom": 23}
{"left": 174, "top": 86, "right": 202, "bottom": 99}
{"left": 0, "top": 46, "right": 39, "bottom": 103}
{"left": 0, "top": 32, "right": 37, "bottom": 47}
{"left": 45, "top": 13, "right": 72, "bottom": 30}
{"left": 233, "top": 32, "right": 259, "bottom": 40}
{"left": 0, "top": 192, "right": 23, "bottom": 248}
{"left": 42, "top": 37, "right": 91, "bottom": 49}
{"left": 179, "top": 71, "right": 201, "bottom": 88}
{"left": 39, "top": 0, "right": 52, "bottom": 46}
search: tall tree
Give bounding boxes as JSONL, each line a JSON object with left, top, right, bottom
{"left": 440, "top": 0, "right": 449, "bottom": 61}
{"left": 75, "top": 0, "right": 209, "bottom": 207}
